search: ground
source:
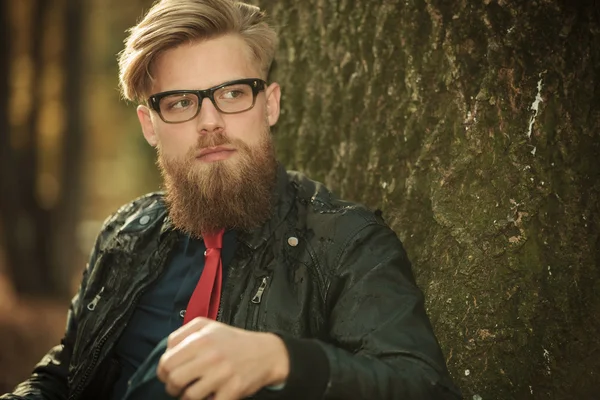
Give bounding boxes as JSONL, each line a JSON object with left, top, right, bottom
{"left": 0, "top": 273, "right": 67, "bottom": 393}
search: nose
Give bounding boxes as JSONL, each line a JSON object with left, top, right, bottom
{"left": 195, "top": 96, "right": 225, "bottom": 134}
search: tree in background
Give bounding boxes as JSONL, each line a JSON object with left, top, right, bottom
{"left": 259, "top": 0, "right": 599, "bottom": 398}
{"left": 0, "top": 0, "right": 85, "bottom": 297}
{"left": 0, "top": 0, "right": 157, "bottom": 390}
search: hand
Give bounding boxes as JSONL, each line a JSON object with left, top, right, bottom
{"left": 157, "top": 317, "right": 289, "bottom": 400}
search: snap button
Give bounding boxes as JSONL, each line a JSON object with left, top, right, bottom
{"left": 139, "top": 215, "right": 150, "bottom": 225}
{"left": 179, "top": 310, "right": 186, "bottom": 318}
{"left": 287, "top": 236, "right": 299, "bottom": 247}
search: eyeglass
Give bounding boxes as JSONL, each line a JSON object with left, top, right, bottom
{"left": 147, "top": 78, "right": 267, "bottom": 124}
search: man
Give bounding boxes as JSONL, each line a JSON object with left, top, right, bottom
{"left": 2, "top": 0, "right": 462, "bottom": 399}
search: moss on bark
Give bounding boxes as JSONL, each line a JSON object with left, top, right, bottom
{"left": 257, "top": 0, "right": 600, "bottom": 398}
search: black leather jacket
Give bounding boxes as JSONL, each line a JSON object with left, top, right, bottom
{"left": 3, "top": 167, "right": 462, "bottom": 400}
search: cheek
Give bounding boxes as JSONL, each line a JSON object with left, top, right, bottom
{"left": 227, "top": 117, "right": 267, "bottom": 146}
{"left": 156, "top": 127, "right": 197, "bottom": 156}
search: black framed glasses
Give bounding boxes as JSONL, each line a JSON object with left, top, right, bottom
{"left": 147, "top": 78, "right": 267, "bottom": 124}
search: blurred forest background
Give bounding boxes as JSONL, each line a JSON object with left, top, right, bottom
{"left": 1, "top": 0, "right": 599, "bottom": 399}
{"left": 0, "top": 0, "right": 159, "bottom": 391}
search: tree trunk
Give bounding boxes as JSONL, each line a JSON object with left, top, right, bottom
{"left": 261, "top": 0, "right": 600, "bottom": 398}
{"left": 51, "top": 0, "right": 86, "bottom": 296}
{"left": 0, "top": 0, "right": 52, "bottom": 295}
{"left": 0, "top": 0, "right": 86, "bottom": 298}
{"left": 0, "top": 0, "right": 10, "bottom": 277}
{"left": 0, "top": 2, "right": 10, "bottom": 210}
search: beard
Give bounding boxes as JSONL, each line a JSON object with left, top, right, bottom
{"left": 157, "top": 127, "right": 278, "bottom": 238}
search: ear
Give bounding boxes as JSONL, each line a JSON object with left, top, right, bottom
{"left": 265, "top": 82, "right": 281, "bottom": 127}
{"left": 137, "top": 105, "right": 159, "bottom": 147}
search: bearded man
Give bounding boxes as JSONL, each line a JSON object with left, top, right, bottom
{"left": 2, "top": 1, "right": 461, "bottom": 399}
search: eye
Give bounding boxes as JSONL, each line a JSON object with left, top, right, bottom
{"left": 217, "top": 84, "right": 251, "bottom": 101}
{"left": 169, "top": 98, "right": 193, "bottom": 109}
{"left": 160, "top": 94, "right": 197, "bottom": 113}
{"left": 221, "top": 89, "right": 245, "bottom": 100}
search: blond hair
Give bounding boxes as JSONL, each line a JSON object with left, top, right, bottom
{"left": 118, "top": 0, "right": 277, "bottom": 103}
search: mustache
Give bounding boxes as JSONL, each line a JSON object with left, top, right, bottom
{"left": 195, "top": 131, "right": 231, "bottom": 150}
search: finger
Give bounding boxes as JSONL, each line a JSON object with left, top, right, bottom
{"left": 212, "top": 375, "right": 261, "bottom": 400}
{"left": 163, "top": 347, "right": 225, "bottom": 397}
{"left": 158, "top": 330, "right": 210, "bottom": 382}
{"left": 167, "top": 317, "right": 214, "bottom": 349}
{"left": 179, "top": 363, "right": 234, "bottom": 400}
{"left": 163, "top": 357, "right": 200, "bottom": 397}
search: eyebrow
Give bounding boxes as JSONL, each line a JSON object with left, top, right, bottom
{"left": 162, "top": 76, "right": 253, "bottom": 92}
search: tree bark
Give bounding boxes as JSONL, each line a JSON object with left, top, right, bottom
{"left": 260, "top": 0, "right": 600, "bottom": 398}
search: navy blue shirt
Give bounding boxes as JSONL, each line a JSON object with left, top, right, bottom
{"left": 110, "top": 230, "right": 237, "bottom": 400}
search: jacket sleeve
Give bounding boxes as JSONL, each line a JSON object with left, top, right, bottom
{"left": 1, "top": 244, "right": 97, "bottom": 400}
{"left": 259, "top": 221, "right": 462, "bottom": 400}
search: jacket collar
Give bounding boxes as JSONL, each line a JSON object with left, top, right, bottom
{"left": 238, "top": 163, "right": 294, "bottom": 250}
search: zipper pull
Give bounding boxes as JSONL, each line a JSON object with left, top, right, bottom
{"left": 87, "top": 287, "right": 104, "bottom": 311}
{"left": 251, "top": 277, "right": 268, "bottom": 304}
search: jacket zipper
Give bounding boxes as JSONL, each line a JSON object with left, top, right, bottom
{"left": 216, "top": 248, "right": 251, "bottom": 323}
{"left": 69, "top": 285, "right": 107, "bottom": 398}
{"left": 86, "top": 287, "right": 104, "bottom": 311}
{"left": 70, "top": 237, "right": 176, "bottom": 400}
{"left": 70, "top": 278, "right": 161, "bottom": 400}
{"left": 251, "top": 277, "right": 268, "bottom": 304}
{"left": 69, "top": 332, "right": 106, "bottom": 400}
{"left": 216, "top": 262, "right": 235, "bottom": 323}
{"left": 250, "top": 276, "right": 269, "bottom": 330}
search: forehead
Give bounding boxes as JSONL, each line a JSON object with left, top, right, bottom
{"left": 151, "top": 34, "right": 260, "bottom": 93}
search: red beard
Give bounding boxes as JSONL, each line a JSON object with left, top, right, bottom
{"left": 158, "top": 129, "right": 277, "bottom": 237}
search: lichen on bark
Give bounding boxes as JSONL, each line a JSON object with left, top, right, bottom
{"left": 257, "top": 0, "right": 600, "bottom": 397}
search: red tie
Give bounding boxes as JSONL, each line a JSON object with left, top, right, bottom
{"left": 183, "top": 228, "right": 224, "bottom": 324}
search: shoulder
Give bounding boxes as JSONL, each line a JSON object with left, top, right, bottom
{"left": 95, "top": 192, "right": 168, "bottom": 248}
{"left": 100, "top": 192, "right": 166, "bottom": 231}
{"left": 285, "top": 171, "right": 412, "bottom": 282}
{"left": 286, "top": 170, "right": 391, "bottom": 249}
{"left": 287, "top": 170, "right": 382, "bottom": 224}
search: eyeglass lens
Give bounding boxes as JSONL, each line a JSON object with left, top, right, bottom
{"left": 158, "top": 82, "right": 255, "bottom": 122}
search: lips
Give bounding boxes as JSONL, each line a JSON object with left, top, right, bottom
{"left": 195, "top": 146, "right": 236, "bottom": 162}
